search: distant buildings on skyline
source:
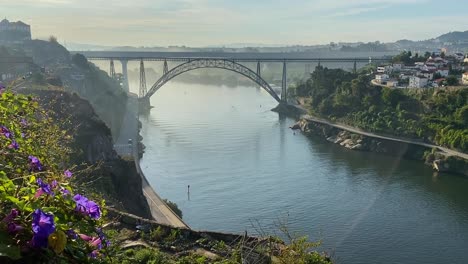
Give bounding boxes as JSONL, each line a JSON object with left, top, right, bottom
{"left": 0, "top": 18, "right": 31, "bottom": 44}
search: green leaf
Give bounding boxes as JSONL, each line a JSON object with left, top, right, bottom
{"left": 0, "top": 243, "right": 21, "bottom": 260}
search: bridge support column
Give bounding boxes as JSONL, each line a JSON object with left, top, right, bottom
{"left": 281, "top": 61, "right": 287, "bottom": 103}
{"left": 120, "top": 59, "right": 129, "bottom": 93}
{"left": 139, "top": 59, "right": 147, "bottom": 98}
{"left": 256, "top": 61, "right": 261, "bottom": 77}
{"left": 353, "top": 60, "right": 357, "bottom": 74}
{"left": 163, "top": 59, "right": 168, "bottom": 75}
{"left": 110, "top": 59, "right": 116, "bottom": 79}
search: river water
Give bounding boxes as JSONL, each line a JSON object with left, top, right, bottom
{"left": 139, "top": 81, "right": 468, "bottom": 264}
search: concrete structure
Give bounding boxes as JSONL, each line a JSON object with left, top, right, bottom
{"left": 0, "top": 19, "right": 31, "bottom": 43}
{"left": 386, "top": 79, "right": 399, "bottom": 87}
{"left": 409, "top": 76, "right": 428, "bottom": 88}
{"left": 462, "top": 72, "right": 468, "bottom": 85}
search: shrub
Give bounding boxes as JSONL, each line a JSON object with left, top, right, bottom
{"left": 0, "top": 91, "right": 109, "bottom": 262}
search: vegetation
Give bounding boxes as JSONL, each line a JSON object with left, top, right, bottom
{"left": 0, "top": 90, "right": 109, "bottom": 262}
{"left": 391, "top": 50, "right": 430, "bottom": 64}
{"left": 294, "top": 66, "right": 468, "bottom": 152}
{"left": 163, "top": 199, "right": 183, "bottom": 219}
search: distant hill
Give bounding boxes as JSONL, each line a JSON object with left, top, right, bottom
{"left": 434, "top": 30, "right": 468, "bottom": 43}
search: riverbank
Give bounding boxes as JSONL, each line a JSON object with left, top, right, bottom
{"left": 114, "top": 93, "right": 189, "bottom": 228}
{"left": 275, "top": 103, "right": 468, "bottom": 176}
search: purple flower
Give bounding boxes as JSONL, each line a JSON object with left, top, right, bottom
{"left": 20, "top": 119, "right": 28, "bottom": 126}
{"left": 89, "top": 250, "right": 99, "bottom": 259}
{"left": 1, "top": 126, "right": 11, "bottom": 139}
{"left": 67, "top": 229, "right": 78, "bottom": 239}
{"left": 2, "top": 209, "right": 19, "bottom": 223}
{"left": 96, "top": 228, "right": 110, "bottom": 248}
{"left": 73, "top": 194, "right": 89, "bottom": 214}
{"left": 60, "top": 187, "right": 70, "bottom": 196}
{"left": 28, "top": 156, "right": 43, "bottom": 172}
{"left": 73, "top": 194, "right": 101, "bottom": 219}
{"left": 86, "top": 200, "right": 101, "bottom": 220}
{"left": 21, "top": 132, "right": 25, "bottom": 138}
{"left": 34, "top": 178, "right": 54, "bottom": 198}
{"left": 8, "top": 222, "right": 24, "bottom": 234}
{"left": 8, "top": 140, "right": 19, "bottom": 150}
{"left": 51, "top": 180, "right": 58, "bottom": 188}
{"left": 31, "top": 209, "right": 55, "bottom": 248}
{"left": 64, "top": 170, "right": 73, "bottom": 178}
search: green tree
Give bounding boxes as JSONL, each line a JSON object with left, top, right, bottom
{"left": 446, "top": 75, "right": 459, "bottom": 86}
{"left": 72, "top": 53, "right": 89, "bottom": 69}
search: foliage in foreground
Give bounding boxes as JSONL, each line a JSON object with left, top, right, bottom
{"left": 0, "top": 89, "right": 109, "bottom": 263}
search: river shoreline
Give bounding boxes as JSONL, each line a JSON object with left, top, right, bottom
{"left": 272, "top": 103, "right": 468, "bottom": 177}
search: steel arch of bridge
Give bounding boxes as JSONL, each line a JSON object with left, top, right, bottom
{"left": 144, "top": 59, "right": 282, "bottom": 102}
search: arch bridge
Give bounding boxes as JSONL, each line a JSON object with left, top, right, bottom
{"left": 78, "top": 51, "right": 391, "bottom": 105}
{"left": 145, "top": 58, "right": 282, "bottom": 102}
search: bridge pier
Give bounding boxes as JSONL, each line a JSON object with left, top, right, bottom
{"left": 163, "top": 59, "right": 169, "bottom": 75}
{"left": 281, "top": 61, "right": 287, "bottom": 103}
{"left": 120, "top": 59, "right": 130, "bottom": 93}
{"left": 110, "top": 59, "right": 116, "bottom": 79}
{"left": 256, "top": 61, "right": 261, "bottom": 77}
{"left": 139, "top": 59, "right": 147, "bottom": 98}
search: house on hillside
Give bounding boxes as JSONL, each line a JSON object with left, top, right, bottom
{"left": 409, "top": 76, "right": 428, "bottom": 88}
{"left": 377, "top": 65, "right": 393, "bottom": 74}
{"left": 375, "top": 73, "right": 389, "bottom": 83}
{"left": 0, "top": 19, "right": 31, "bottom": 44}
{"left": 436, "top": 68, "right": 449, "bottom": 77}
{"left": 418, "top": 70, "right": 434, "bottom": 80}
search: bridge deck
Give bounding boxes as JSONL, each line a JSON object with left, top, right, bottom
{"left": 74, "top": 51, "right": 392, "bottom": 62}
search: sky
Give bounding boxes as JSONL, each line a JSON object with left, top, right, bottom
{"left": 1, "top": 0, "right": 467, "bottom": 47}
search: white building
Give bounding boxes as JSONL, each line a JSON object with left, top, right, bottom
{"left": 436, "top": 68, "right": 449, "bottom": 77}
{"left": 375, "top": 74, "right": 389, "bottom": 83}
{"left": 377, "top": 65, "right": 393, "bottom": 74}
{"left": 414, "top": 62, "right": 425, "bottom": 69}
{"left": 453, "top": 53, "right": 465, "bottom": 61}
{"left": 392, "top": 63, "right": 403, "bottom": 71}
{"left": 462, "top": 72, "right": 468, "bottom": 85}
{"left": 0, "top": 19, "right": 31, "bottom": 43}
{"left": 418, "top": 70, "right": 434, "bottom": 80}
{"left": 409, "top": 76, "right": 428, "bottom": 88}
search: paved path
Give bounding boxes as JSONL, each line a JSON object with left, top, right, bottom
{"left": 115, "top": 94, "right": 188, "bottom": 228}
{"left": 301, "top": 114, "right": 468, "bottom": 160}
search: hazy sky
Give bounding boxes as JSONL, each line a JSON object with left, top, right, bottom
{"left": 1, "top": 0, "right": 467, "bottom": 47}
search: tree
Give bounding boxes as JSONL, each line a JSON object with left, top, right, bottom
{"left": 456, "top": 105, "right": 468, "bottom": 125}
{"left": 49, "top": 35, "right": 58, "bottom": 44}
{"left": 381, "top": 87, "right": 403, "bottom": 107}
{"left": 72, "top": 53, "right": 89, "bottom": 69}
{"left": 446, "top": 75, "right": 459, "bottom": 86}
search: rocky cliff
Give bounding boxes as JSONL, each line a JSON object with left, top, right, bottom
{"left": 22, "top": 89, "right": 152, "bottom": 218}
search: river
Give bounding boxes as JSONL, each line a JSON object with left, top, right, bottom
{"left": 138, "top": 81, "right": 468, "bottom": 264}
